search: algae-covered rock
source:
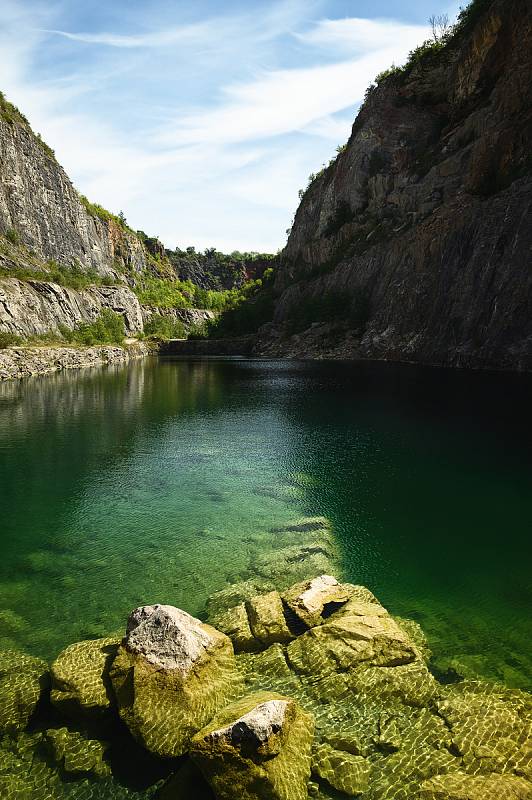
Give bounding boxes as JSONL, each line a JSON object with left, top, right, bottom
{"left": 0, "top": 650, "right": 49, "bottom": 735}
{"left": 312, "top": 743, "right": 370, "bottom": 795}
{"left": 110, "top": 604, "right": 241, "bottom": 758}
{"left": 50, "top": 636, "right": 119, "bottom": 721}
{"left": 348, "top": 660, "right": 439, "bottom": 707}
{"left": 393, "top": 616, "right": 431, "bottom": 662}
{"left": 246, "top": 592, "right": 293, "bottom": 646}
{"left": 190, "top": 690, "right": 314, "bottom": 800}
{"left": 286, "top": 606, "right": 417, "bottom": 678}
{"left": 321, "top": 732, "right": 366, "bottom": 757}
{"left": 43, "top": 727, "right": 111, "bottom": 778}
{"left": 419, "top": 771, "right": 532, "bottom": 800}
{"left": 436, "top": 680, "right": 532, "bottom": 777}
{"left": 282, "top": 575, "right": 355, "bottom": 628}
{"left": 211, "top": 603, "right": 260, "bottom": 653}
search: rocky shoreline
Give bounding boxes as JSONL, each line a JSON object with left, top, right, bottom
{"left": 0, "top": 340, "right": 153, "bottom": 381}
{"left": 1, "top": 522, "right": 530, "bottom": 800}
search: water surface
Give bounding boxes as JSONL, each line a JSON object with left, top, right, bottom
{"left": 0, "top": 356, "right": 531, "bottom": 689}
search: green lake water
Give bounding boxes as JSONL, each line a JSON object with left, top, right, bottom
{"left": 1, "top": 355, "right": 531, "bottom": 693}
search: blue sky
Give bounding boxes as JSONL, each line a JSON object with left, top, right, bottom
{"left": 1, "top": 0, "right": 460, "bottom": 252}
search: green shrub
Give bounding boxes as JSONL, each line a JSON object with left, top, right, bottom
{"left": 5, "top": 228, "right": 19, "bottom": 245}
{"left": 143, "top": 314, "right": 186, "bottom": 340}
{"left": 67, "top": 309, "right": 125, "bottom": 346}
{"left": 0, "top": 331, "right": 22, "bottom": 349}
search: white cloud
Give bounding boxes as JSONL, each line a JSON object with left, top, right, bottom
{"left": 0, "top": 1, "right": 433, "bottom": 251}
{"left": 296, "top": 17, "right": 430, "bottom": 53}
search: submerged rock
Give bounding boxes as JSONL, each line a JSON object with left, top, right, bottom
{"left": 190, "top": 691, "right": 314, "bottom": 800}
{"left": 436, "top": 680, "right": 532, "bottom": 778}
{"left": 245, "top": 592, "right": 293, "bottom": 646}
{"left": 285, "top": 597, "right": 440, "bottom": 708}
{"left": 43, "top": 727, "right": 111, "bottom": 778}
{"left": 312, "top": 743, "right": 371, "bottom": 795}
{"left": 211, "top": 603, "right": 260, "bottom": 653}
{"left": 50, "top": 636, "right": 119, "bottom": 721}
{"left": 282, "top": 575, "right": 355, "bottom": 628}
{"left": 110, "top": 604, "right": 240, "bottom": 758}
{"left": 419, "top": 772, "right": 532, "bottom": 800}
{"left": 0, "top": 650, "right": 49, "bottom": 735}
{"left": 253, "top": 542, "right": 337, "bottom": 586}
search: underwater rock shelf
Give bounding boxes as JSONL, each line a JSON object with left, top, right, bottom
{"left": 0, "top": 565, "right": 530, "bottom": 800}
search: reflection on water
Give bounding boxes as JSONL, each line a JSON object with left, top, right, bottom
{"left": 0, "top": 357, "right": 531, "bottom": 691}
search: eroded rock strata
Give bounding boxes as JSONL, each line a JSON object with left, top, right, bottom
{"left": 256, "top": 0, "right": 532, "bottom": 370}
{"left": 0, "top": 565, "right": 530, "bottom": 800}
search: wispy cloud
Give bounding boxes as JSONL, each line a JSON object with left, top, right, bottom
{"left": 41, "top": 23, "right": 216, "bottom": 49}
{"left": 0, "top": 0, "right": 433, "bottom": 251}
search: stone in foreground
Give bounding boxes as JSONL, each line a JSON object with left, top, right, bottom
{"left": 246, "top": 591, "right": 293, "bottom": 646}
{"left": 110, "top": 604, "right": 240, "bottom": 758}
{"left": 190, "top": 691, "right": 314, "bottom": 800}
{"left": 282, "top": 575, "right": 354, "bottom": 627}
{"left": 0, "top": 650, "right": 49, "bottom": 735}
{"left": 419, "top": 772, "right": 532, "bottom": 800}
{"left": 50, "top": 637, "right": 119, "bottom": 721}
{"left": 312, "top": 743, "right": 370, "bottom": 795}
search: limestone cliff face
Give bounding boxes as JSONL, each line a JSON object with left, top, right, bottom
{"left": 261, "top": 0, "right": 532, "bottom": 370}
{"left": 0, "top": 111, "right": 146, "bottom": 278}
{"left": 0, "top": 279, "right": 143, "bottom": 337}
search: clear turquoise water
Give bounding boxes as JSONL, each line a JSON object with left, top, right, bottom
{"left": 0, "top": 357, "right": 531, "bottom": 690}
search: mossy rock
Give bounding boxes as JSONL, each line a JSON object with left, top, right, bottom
{"left": 43, "top": 726, "right": 111, "bottom": 778}
{"left": 210, "top": 603, "right": 260, "bottom": 653}
{"left": 246, "top": 591, "right": 294, "bottom": 646}
{"left": 312, "top": 743, "right": 371, "bottom": 795}
{"left": 190, "top": 690, "right": 314, "bottom": 800}
{"left": 0, "top": 650, "right": 49, "bottom": 735}
{"left": 50, "top": 636, "right": 119, "bottom": 722}
{"left": 110, "top": 604, "right": 241, "bottom": 758}
{"left": 419, "top": 771, "right": 532, "bottom": 799}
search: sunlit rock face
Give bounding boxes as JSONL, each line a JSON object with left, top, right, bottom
{"left": 110, "top": 604, "right": 241, "bottom": 758}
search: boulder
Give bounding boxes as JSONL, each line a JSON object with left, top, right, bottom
{"left": 210, "top": 603, "right": 260, "bottom": 653}
{"left": 50, "top": 637, "right": 119, "bottom": 721}
{"left": 245, "top": 592, "right": 293, "bottom": 646}
{"left": 0, "top": 650, "right": 49, "bottom": 735}
{"left": 190, "top": 691, "right": 314, "bottom": 800}
{"left": 282, "top": 575, "right": 355, "bottom": 627}
{"left": 110, "top": 604, "right": 240, "bottom": 758}
{"left": 419, "top": 772, "right": 532, "bottom": 800}
{"left": 312, "top": 743, "right": 370, "bottom": 795}
{"left": 286, "top": 605, "right": 418, "bottom": 678}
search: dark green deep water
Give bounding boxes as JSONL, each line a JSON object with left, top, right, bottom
{"left": 0, "top": 357, "right": 531, "bottom": 690}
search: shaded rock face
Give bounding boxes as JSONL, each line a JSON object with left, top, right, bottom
{"left": 110, "top": 604, "right": 241, "bottom": 758}
{"left": 190, "top": 691, "right": 314, "bottom": 800}
{"left": 260, "top": 0, "right": 532, "bottom": 371}
{"left": 0, "top": 116, "right": 146, "bottom": 277}
{"left": 0, "top": 278, "right": 143, "bottom": 337}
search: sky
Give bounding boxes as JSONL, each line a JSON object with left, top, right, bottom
{"left": 1, "top": 0, "right": 461, "bottom": 253}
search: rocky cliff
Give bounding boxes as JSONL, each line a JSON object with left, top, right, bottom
{"left": 258, "top": 0, "right": 532, "bottom": 371}
{"left": 0, "top": 94, "right": 146, "bottom": 279}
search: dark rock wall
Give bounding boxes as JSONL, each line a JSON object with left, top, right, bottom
{"left": 264, "top": 0, "right": 532, "bottom": 370}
